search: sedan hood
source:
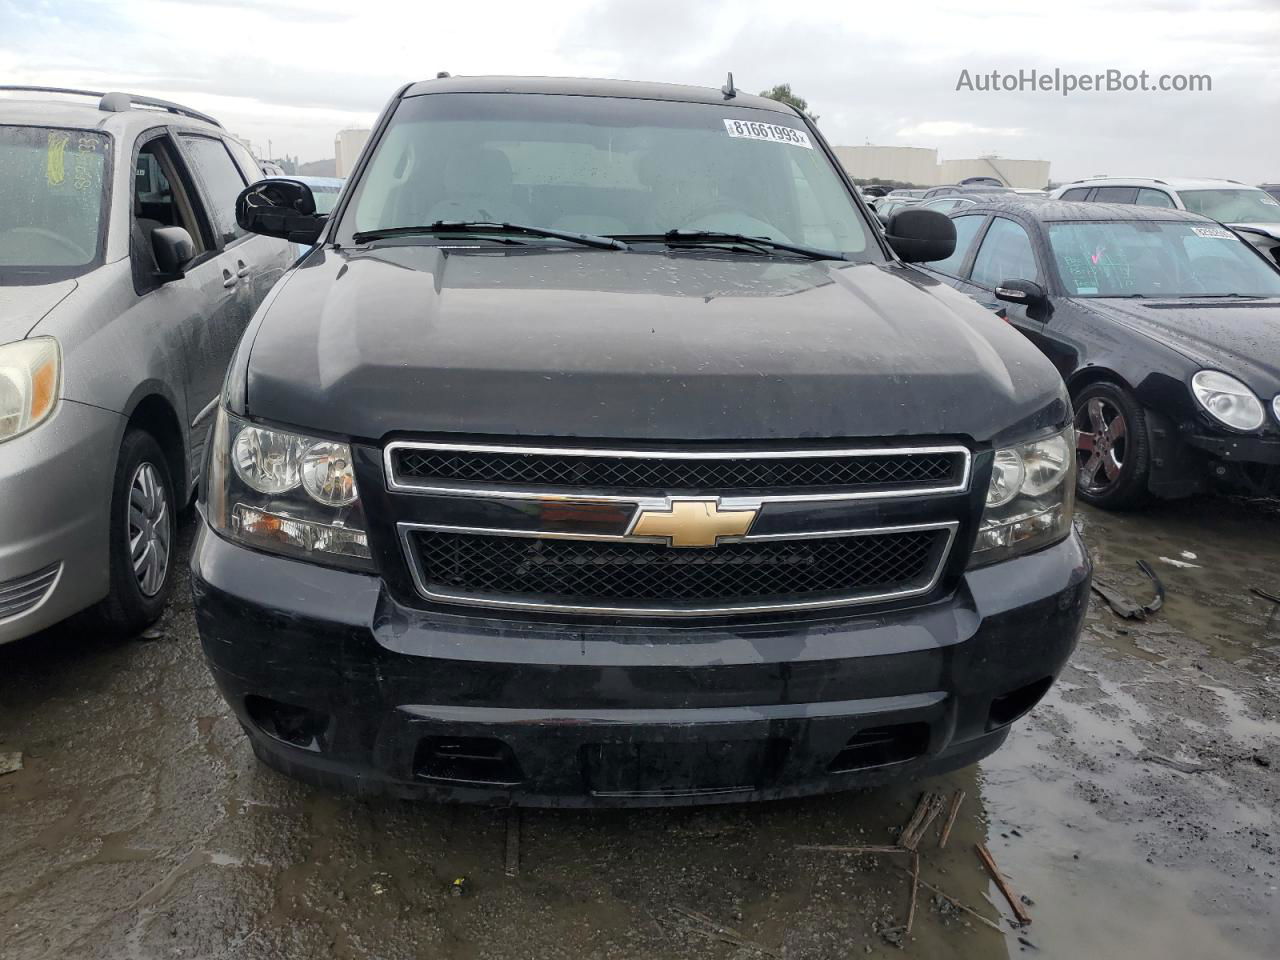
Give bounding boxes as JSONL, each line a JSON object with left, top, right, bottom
{"left": 243, "top": 246, "right": 1066, "bottom": 444}
{"left": 1084, "top": 297, "right": 1280, "bottom": 396}
{"left": 1229, "top": 222, "right": 1280, "bottom": 241}
{"left": 0, "top": 279, "right": 77, "bottom": 342}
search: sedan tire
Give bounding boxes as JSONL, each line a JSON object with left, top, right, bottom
{"left": 1073, "top": 382, "right": 1151, "bottom": 510}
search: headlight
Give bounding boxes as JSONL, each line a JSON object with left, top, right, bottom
{"left": 205, "top": 408, "right": 373, "bottom": 570}
{"left": 1191, "top": 370, "right": 1264, "bottom": 432}
{"left": 970, "top": 426, "right": 1075, "bottom": 567}
{"left": 0, "top": 337, "right": 60, "bottom": 443}
{"left": 1272, "top": 393, "right": 1280, "bottom": 427}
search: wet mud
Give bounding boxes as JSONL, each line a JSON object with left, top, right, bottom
{"left": 1, "top": 498, "right": 1277, "bottom": 959}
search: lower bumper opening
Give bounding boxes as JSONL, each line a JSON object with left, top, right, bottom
{"left": 988, "top": 677, "right": 1053, "bottom": 729}
{"left": 245, "top": 695, "right": 329, "bottom": 752}
{"left": 414, "top": 736, "right": 525, "bottom": 787}
{"left": 827, "top": 722, "right": 930, "bottom": 773}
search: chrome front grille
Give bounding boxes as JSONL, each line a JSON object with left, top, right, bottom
{"left": 0, "top": 563, "right": 60, "bottom": 621}
{"left": 385, "top": 440, "right": 971, "bottom": 616}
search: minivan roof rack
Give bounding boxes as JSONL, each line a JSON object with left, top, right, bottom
{"left": 0, "top": 85, "right": 222, "bottom": 128}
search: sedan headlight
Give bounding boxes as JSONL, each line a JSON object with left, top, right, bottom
{"left": 205, "top": 408, "right": 373, "bottom": 570}
{"left": 1191, "top": 370, "right": 1264, "bottom": 432}
{"left": 1272, "top": 393, "right": 1280, "bottom": 427}
{"left": 0, "top": 337, "right": 60, "bottom": 443}
{"left": 970, "top": 426, "right": 1075, "bottom": 567}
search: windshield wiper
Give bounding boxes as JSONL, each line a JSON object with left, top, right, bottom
{"left": 614, "top": 230, "right": 848, "bottom": 262}
{"left": 352, "top": 221, "right": 627, "bottom": 250}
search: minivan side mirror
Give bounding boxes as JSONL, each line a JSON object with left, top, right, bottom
{"left": 235, "top": 178, "right": 327, "bottom": 245}
{"left": 885, "top": 209, "right": 956, "bottom": 263}
{"left": 151, "top": 226, "right": 195, "bottom": 280}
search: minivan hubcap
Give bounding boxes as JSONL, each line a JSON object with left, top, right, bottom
{"left": 1076, "top": 398, "right": 1126, "bottom": 495}
{"left": 128, "top": 462, "right": 170, "bottom": 597}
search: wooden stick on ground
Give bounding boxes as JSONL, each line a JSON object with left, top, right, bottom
{"left": 898, "top": 792, "right": 935, "bottom": 847}
{"left": 975, "top": 842, "right": 1031, "bottom": 925}
{"left": 901, "top": 792, "right": 945, "bottom": 850}
{"left": 504, "top": 808, "right": 520, "bottom": 878}
{"left": 905, "top": 851, "right": 921, "bottom": 935}
{"left": 938, "top": 790, "right": 965, "bottom": 849}
{"left": 910, "top": 874, "right": 1004, "bottom": 933}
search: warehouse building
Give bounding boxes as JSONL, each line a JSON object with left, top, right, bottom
{"left": 833, "top": 145, "right": 1050, "bottom": 189}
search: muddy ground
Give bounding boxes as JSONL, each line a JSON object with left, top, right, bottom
{"left": 2, "top": 499, "right": 1278, "bottom": 960}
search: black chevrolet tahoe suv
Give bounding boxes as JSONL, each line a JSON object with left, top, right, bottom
{"left": 193, "top": 76, "right": 1090, "bottom": 806}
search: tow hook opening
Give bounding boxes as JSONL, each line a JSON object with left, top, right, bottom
{"left": 245, "top": 695, "right": 329, "bottom": 751}
{"left": 827, "top": 722, "right": 930, "bottom": 773}
{"left": 988, "top": 677, "right": 1053, "bottom": 729}
{"left": 414, "top": 736, "right": 525, "bottom": 786}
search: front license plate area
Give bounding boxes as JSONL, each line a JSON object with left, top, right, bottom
{"left": 581, "top": 738, "right": 787, "bottom": 798}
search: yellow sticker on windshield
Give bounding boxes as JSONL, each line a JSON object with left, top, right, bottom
{"left": 46, "top": 131, "right": 70, "bottom": 185}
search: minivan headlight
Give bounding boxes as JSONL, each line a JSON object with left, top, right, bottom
{"left": 205, "top": 408, "right": 372, "bottom": 570}
{"left": 0, "top": 338, "right": 60, "bottom": 443}
{"left": 1191, "top": 370, "right": 1264, "bottom": 431}
{"left": 970, "top": 426, "right": 1075, "bottom": 567}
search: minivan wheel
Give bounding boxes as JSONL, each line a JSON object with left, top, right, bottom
{"left": 1072, "top": 382, "right": 1151, "bottom": 510}
{"left": 91, "top": 428, "right": 177, "bottom": 636}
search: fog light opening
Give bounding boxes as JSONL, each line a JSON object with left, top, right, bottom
{"left": 245, "top": 695, "right": 329, "bottom": 751}
{"left": 414, "top": 736, "right": 524, "bottom": 787}
{"left": 988, "top": 677, "right": 1053, "bottom": 729}
{"left": 827, "top": 722, "right": 930, "bottom": 773}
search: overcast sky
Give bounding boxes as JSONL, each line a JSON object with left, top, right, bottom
{"left": 2, "top": 0, "right": 1277, "bottom": 183}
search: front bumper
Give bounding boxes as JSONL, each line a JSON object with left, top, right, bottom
{"left": 0, "top": 400, "right": 121, "bottom": 644}
{"left": 1184, "top": 432, "right": 1280, "bottom": 466}
{"left": 193, "top": 524, "right": 1090, "bottom": 807}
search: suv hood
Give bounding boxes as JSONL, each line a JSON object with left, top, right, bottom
{"left": 242, "top": 246, "right": 1065, "bottom": 444}
{"left": 1083, "top": 297, "right": 1280, "bottom": 395}
{"left": 0, "top": 279, "right": 77, "bottom": 342}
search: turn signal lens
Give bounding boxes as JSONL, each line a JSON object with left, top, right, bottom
{"left": 0, "top": 337, "right": 60, "bottom": 442}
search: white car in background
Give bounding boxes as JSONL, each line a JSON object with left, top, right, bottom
{"left": 1050, "top": 176, "right": 1280, "bottom": 262}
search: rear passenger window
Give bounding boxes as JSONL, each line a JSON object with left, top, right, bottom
{"left": 1136, "top": 188, "right": 1175, "bottom": 209}
{"left": 1092, "top": 186, "right": 1138, "bottom": 204}
{"left": 179, "top": 135, "right": 248, "bottom": 244}
{"left": 1060, "top": 188, "right": 1090, "bottom": 201}
{"left": 970, "top": 217, "right": 1040, "bottom": 289}
{"left": 925, "top": 214, "right": 985, "bottom": 277}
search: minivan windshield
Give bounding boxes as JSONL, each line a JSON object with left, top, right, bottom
{"left": 1047, "top": 220, "right": 1280, "bottom": 298}
{"left": 341, "top": 93, "right": 872, "bottom": 258}
{"left": 0, "top": 125, "right": 110, "bottom": 280}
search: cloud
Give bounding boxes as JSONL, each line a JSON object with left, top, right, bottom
{"left": 895, "top": 121, "right": 1025, "bottom": 139}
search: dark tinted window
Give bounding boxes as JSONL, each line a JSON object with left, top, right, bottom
{"left": 970, "top": 217, "right": 1040, "bottom": 288}
{"left": 1092, "top": 186, "right": 1138, "bottom": 204}
{"left": 180, "top": 135, "right": 247, "bottom": 243}
{"left": 1060, "top": 188, "right": 1090, "bottom": 201}
{"left": 1136, "top": 188, "right": 1175, "bottom": 209}
{"left": 925, "top": 214, "right": 985, "bottom": 276}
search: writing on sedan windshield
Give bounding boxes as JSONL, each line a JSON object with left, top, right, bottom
{"left": 1047, "top": 221, "right": 1280, "bottom": 298}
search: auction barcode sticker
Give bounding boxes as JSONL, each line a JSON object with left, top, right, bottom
{"left": 1191, "top": 226, "right": 1234, "bottom": 239}
{"left": 723, "top": 119, "right": 813, "bottom": 148}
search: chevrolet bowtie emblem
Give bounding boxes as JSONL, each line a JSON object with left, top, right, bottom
{"left": 631, "top": 499, "right": 757, "bottom": 548}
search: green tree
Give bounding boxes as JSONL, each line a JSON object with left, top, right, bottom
{"left": 758, "top": 83, "right": 818, "bottom": 123}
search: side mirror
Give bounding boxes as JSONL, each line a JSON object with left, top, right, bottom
{"left": 151, "top": 226, "right": 195, "bottom": 280}
{"left": 885, "top": 208, "right": 956, "bottom": 263}
{"left": 235, "top": 178, "right": 327, "bottom": 245}
{"left": 995, "top": 279, "right": 1048, "bottom": 307}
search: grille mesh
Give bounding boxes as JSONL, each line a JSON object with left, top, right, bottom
{"left": 412, "top": 530, "right": 940, "bottom": 607}
{"left": 393, "top": 448, "right": 960, "bottom": 492}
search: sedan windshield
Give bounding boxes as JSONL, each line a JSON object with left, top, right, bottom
{"left": 341, "top": 93, "right": 872, "bottom": 258}
{"left": 1047, "top": 220, "right": 1280, "bottom": 298}
{"left": 1179, "top": 188, "right": 1280, "bottom": 225}
{"left": 0, "top": 125, "right": 109, "bottom": 278}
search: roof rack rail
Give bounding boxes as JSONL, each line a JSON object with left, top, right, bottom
{"left": 0, "top": 85, "right": 221, "bottom": 128}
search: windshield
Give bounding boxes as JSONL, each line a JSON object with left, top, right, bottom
{"left": 0, "top": 125, "right": 110, "bottom": 280}
{"left": 1179, "top": 188, "right": 1280, "bottom": 225}
{"left": 341, "top": 93, "right": 872, "bottom": 258}
{"left": 1047, "top": 220, "right": 1280, "bottom": 298}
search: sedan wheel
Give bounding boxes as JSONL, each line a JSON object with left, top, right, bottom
{"left": 128, "top": 461, "right": 172, "bottom": 597}
{"left": 1075, "top": 397, "right": 1127, "bottom": 496}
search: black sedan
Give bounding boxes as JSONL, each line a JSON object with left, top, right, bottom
{"left": 917, "top": 200, "right": 1280, "bottom": 508}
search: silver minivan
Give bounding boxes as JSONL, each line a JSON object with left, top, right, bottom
{"left": 0, "top": 88, "right": 291, "bottom": 643}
